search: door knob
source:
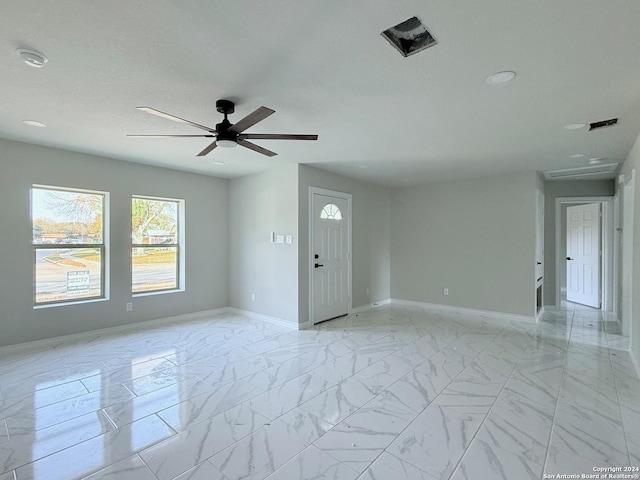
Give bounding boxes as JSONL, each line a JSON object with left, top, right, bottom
{"left": 314, "top": 263, "right": 324, "bottom": 268}
{"left": 566, "top": 257, "right": 573, "bottom": 261}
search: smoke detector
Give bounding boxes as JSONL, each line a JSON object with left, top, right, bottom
{"left": 17, "top": 49, "right": 48, "bottom": 68}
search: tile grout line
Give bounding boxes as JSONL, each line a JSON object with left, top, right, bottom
{"left": 348, "top": 314, "right": 534, "bottom": 477}
{"left": 443, "top": 324, "right": 538, "bottom": 478}
{"left": 541, "top": 305, "right": 574, "bottom": 475}
{"left": 607, "top": 344, "right": 634, "bottom": 467}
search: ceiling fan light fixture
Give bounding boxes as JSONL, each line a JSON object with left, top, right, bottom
{"left": 217, "top": 139, "right": 236, "bottom": 148}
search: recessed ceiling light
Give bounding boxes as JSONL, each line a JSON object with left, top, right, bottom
{"left": 212, "top": 161, "right": 226, "bottom": 166}
{"left": 16, "top": 49, "right": 48, "bottom": 68}
{"left": 589, "top": 158, "right": 602, "bottom": 164}
{"left": 22, "top": 120, "right": 47, "bottom": 127}
{"left": 564, "top": 123, "right": 587, "bottom": 131}
{"left": 569, "top": 154, "right": 585, "bottom": 158}
{"left": 486, "top": 71, "right": 516, "bottom": 86}
{"left": 358, "top": 165, "right": 369, "bottom": 169}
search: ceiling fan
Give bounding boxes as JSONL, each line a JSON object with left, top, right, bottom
{"left": 128, "top": 99, "right": 318, "bottom": 157}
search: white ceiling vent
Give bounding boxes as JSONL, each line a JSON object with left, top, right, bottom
{"left": 382, "top": 17, "right": 437, "bottom": 57}
{"left": 543, "top": 163, "right": 619, "bottom": 180}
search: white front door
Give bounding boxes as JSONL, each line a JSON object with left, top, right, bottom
{"left": 566, "top": 203, "right": 601, "bottom": 307}
{"left": 310, "top": 190, "right": 350, "bottom": 324}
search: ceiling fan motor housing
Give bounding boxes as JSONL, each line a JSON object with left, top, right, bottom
{"left": 216, "top": 119, "right": 236, "bottom": 142}
{"left": 216, "top": 99, "right": 235, "bottom": 115}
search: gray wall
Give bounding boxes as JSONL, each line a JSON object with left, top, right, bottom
{"left": 620, "top": 133, "right": 640, "bottom": 368}
{"left": 229, "top": 165, "right": 299, "bottom": 324}
{"left": 0, "top": 138, "right": 229, "bottom": 347}
{"left": 298, "top": 165, "right": 391, "bottom": 325}
{"left": 542, "top": 180, "right": 615, "bottom": 305}
{"left": 390, "top": 173, "right": 537, "bottom": 318}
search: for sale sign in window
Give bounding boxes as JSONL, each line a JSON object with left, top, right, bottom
{"left": 67, "top": 270, "right": 90, "bottom": 295}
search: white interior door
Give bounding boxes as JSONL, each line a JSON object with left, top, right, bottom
{"left": 311, "top": 190, "right": 350, "bottom": 324}
{"left": 566, "top": 203, "right": 601, "bottom": 307}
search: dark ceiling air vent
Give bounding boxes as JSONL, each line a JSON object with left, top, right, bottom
{"left": 589, "top": 118, "right": 618, "bottom": 131}
{"left": 382, "top": 16, "right": 437, "bottom": 57}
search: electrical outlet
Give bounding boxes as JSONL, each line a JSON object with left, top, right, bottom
{"left": 126, "top": 302, "right": 133, "bottom": 311}
{"left": 443, "top": 288, "right": 449, "bottom": 296}
{"left": 251, "top": 293, "right": 256, "bottom": 301}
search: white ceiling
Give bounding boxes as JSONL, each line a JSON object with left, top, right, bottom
{"left": 1, "top": 0, "right": 640, "bottom": 186}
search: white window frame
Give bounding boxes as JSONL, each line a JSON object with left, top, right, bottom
{"left": 32, "top": 184, "right": 109, "bottom": 308}
{"left": 131, "top": 195, "right": 185, "bottom": 296}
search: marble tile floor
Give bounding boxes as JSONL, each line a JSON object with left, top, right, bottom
{"left": 0, "top": 302, "right": 638, "bottom": 480}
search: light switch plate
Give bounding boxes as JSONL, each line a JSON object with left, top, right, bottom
{"left": 285, "top": 235, "right": 293, "bottom": 244}
{"left": 276, "top": 235, "right": 285, "bottom": 244}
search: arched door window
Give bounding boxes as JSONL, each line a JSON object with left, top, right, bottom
{"left": 320, "top": 203, "right": 342, "bottom": 220}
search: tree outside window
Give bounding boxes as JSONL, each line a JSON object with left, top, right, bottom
{"left": 32, "top": 186, "right": 106, "bottom": 305}
{"left": 131, "top": 196, "right": 182, "bottom": 293}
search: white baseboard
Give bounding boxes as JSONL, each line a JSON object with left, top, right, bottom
{"left": 631, "top": 346, "right": 640, "bottom": 379}
{"left": 228, "top": 308, "right": 298, "bottom": 330}
{"left": 390, "top": 298, "right": 537, "bottom": 324}
{"left": 351, "top": 299, "right": 391, "bottom": 314}
{"left": 0, "top": 307, "right": 231, "bottom": 355}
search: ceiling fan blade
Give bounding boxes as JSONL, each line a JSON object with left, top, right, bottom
{"left": 240, "top": 134, "right": 318, "bottom": 141}
{"left": 237, "top": 139, "right": 277, "bottom": 157}
{"left": 197, "top": 141, "right": 218, "bottom": 157}
{"left": 229, "top": 106, "right": 275, "bottom": 133}
{"left": 128, "top": 134, "right": 216, "bottom": 138}
{"left": 137, "top": 107, "right": 216, "bottom": 133}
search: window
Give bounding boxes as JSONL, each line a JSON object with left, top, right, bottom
{"left": 32, "top": 186, "right": 106, "bottom": 305}
{"left": 131, "top": 196, "right": 183, "bottom": 294}
{"left": 320, "top": 203, "right": 343, "bottom": 220}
